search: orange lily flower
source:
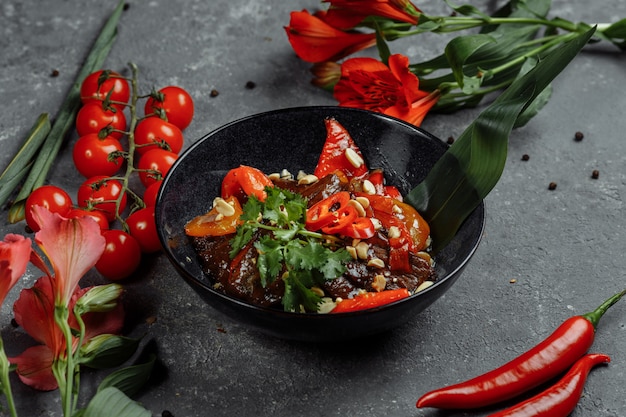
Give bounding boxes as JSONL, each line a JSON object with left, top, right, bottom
{"left": 323, "top": 0, "right": 421, "bottom": 29}
{"left": 285, "top": 10, "right": 377, "bottom": 63}
{"left": 333, "top": 54, "right": 440, "bottom": 126}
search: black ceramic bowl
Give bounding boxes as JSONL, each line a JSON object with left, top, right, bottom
{"left": 155, "top": 106, "right": 484, "bottom": 342}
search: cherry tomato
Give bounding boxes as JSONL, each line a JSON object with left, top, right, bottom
{"left": 126, "top": 207, "right": 161, "bottom": 253}
{"left": 24, "top": 185, "right": 73, "bottom": 232}
{"left": 137, "top": 149, "right": 178, "bottom": 187}
{"left": 77, "top": 175, "right": 127, "bottom": 221}
{"left": 76, "top": 101, "right": 126, "bottom": 140}
{"left": 142, "top": 180, "right": 162, "bottom": 207}
{"left": 65, "top": 208, "right": 109, "bottom": 230}
{"left": 80, "top": 70, "right": 130, "bottom": 109}
{"left": 134, "top": 117, "right": 184, "bottom": 155}
{"left": 72, "top": 133, "right": 124, "bottom": 178}
{"left": 221, "top": 165, "right": 273, "bottom": 203}
{"left": 96, "top": 229, "right": 142, "bottom": 281}
{"left": 144, "top": 86, "right": 194, "bottom": 130}
{"left": 185, "top": 196, "right": 243, "bottom": 237}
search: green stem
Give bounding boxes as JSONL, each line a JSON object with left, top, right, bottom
{"left": 113, "top": 63, "right": 141, "bottom": 227}
{"left": 54, "top": 305, "right": 76, "bottom": 417}
{"left": 582, "top": 288, "right": 626, "bottom": 328}
{"left": 0, "top": 339, "right": 18, "bottom": 417}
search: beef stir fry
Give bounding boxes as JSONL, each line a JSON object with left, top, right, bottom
{"left": 185, "top": 118, "right": 436, "bottom": 313}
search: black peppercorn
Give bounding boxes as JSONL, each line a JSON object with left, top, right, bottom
{"left": 591, "top": 170, "right": 599, "bottom": 179}
{"left": 548, "top": 182, "right": 557, "bottom": 190}
{"left": 574, "top": 131, "right": 584, "bottom": 141}
{"left": 210, "top": 89, "right": 219, "bottom": 97}
{"left": 446, "top": 136, "right": 455, "bottom": 145}
{"left": 245, "top": 81, "right": 256, "bottom": 89}
{"left": 521, "top": 154, "right": 529, "bottom": 161}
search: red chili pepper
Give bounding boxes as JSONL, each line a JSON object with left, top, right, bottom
{"left": 487, "top": 353, "right": 610, "bottom": 417}
{"left": 331, "top": 288, "right": 410, "bottom": 313}
{"left": 305, "top": 191, "right": 353, "bottom": 230}
{"left": 313, "top": 118, "right": 369, "bottom": 179}
{"left": 416, "top": 289, "right": 626, "bottom": 410}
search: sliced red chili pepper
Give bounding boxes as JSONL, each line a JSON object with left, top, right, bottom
{"left": 487, "top": 353, "right": 610, "bottom": 417}
{"left": 305, "top": 191, "right": 352, "bottom": 231}
{"left": 320, "top": 205, "right": 358, "bottom": 235}
{"left": 313, "top": 118, "right": 369, "bottom": 179}
{"left": 336, "top": 216, "right": 376, "bottom": 239}
{"left": 416, "top": 289, "right": 626, "bottom": 410}
{"left": 331, "top": 288, "right": 410, "bottom": 313}
{"left": 221, "top": 165, "right": 273, "bottom": 202}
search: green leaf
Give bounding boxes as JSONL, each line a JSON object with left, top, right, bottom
{"left": 255, "top": 237, "right": 284, "bottom": 285}
{"left": 80, "top": 387, "right": 151, "bottom": 417}
{"left": 375, "top": 23, "right": 391, "bottom": 65}
{"left": 601, "top": 18, "right": 626, "bottom": 49}
{"left": 445, "top": 34, "right": 496, "bottom": 87}
{"left": 97, "top": 354, "right": 156, "bottom": 398}
{"left": 0, "top": 113, "right": 50, "bottom": 207}
{"left": 405, "top": 27, "right": 597, "bottom": 252}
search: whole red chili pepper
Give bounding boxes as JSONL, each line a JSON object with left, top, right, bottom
{"left": 416, "top": 289, "right": 625, "bottom": 409}
{"left": 487, "top": 353, "right": 610, "bottom": 417}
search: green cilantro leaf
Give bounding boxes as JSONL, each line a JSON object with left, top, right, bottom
{"left": 282, "top": 272, "right": 322, "bottom": 313}
{"left": 228, "top": 186, "right": 350, "bottom": 312}
{"left": 254, "top": 236, "right": 284, "bottom": 286}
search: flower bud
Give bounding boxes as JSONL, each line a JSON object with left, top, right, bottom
{"left": 75, "top": 283, "right": 123, "bottom": 315}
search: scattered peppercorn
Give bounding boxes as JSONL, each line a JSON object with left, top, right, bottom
{"left": 446, "top": 136, "right": 455, "bottom": 145}
{"left": 548, "top": 182, "right": 557, "bottom": 190}
{"left": 50, "top": 69, "right": 60, "bottom": 77}
{"left": 161, "top": 410, "right": 174, "bottom": 417}
{"left": 11, "top": 318, "right": 19, "bottom": 328}
{"left": 210, "top": 89, "right": 219, "bottom": 97}
{"left": 245, "top": 81, "right": 256, "bottom": 89}
{"left": 123, "top": 3, "right": 130, "bottom": 11}
{"left": 591, "top": 170, "right": 599, "bottom": 179}
{"left": 521, "top": 154, "right": 529, "bottom": 161}
{"left": 574, "top": 131, "right": 584, "bottom": 141}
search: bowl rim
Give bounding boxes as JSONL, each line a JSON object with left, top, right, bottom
{"left": 156, "top": 105, "right": 486, "bottom": 318}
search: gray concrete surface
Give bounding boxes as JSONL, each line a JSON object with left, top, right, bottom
{"left": 1, "top": 0, "right": 625, "bottom": 416}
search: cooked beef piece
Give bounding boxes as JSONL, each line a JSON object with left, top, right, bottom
{"left": 191, "top": 234, "right": 284, "bottom": 307}
{"left": 272, "top": 173, "right": 349, "bottom": 205}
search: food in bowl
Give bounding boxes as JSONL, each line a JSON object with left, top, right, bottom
{"left": 184, "top": 118, "right": 437, "bottom": 313}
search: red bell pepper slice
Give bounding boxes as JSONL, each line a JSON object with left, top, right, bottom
{"left": 313, "top": 118, "right": 369, "bottom": 179}
{"left": 331, "top": 288, "right": 410, "bottom": 313}
{"left": 336, "top": 216, "right": 376, "bottom": 239}
{"left": 221, "top": 165, "right": 274, "bottom": 202}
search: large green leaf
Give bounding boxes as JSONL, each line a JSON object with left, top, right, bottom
{"left": 79, "top": 387, "right": 151, "bottom": 417}
{"left": 405, "top": 27, "right": 596, "bottom": 252}
{"left": 97, "top": 354, "right": 156, "bottom": 398}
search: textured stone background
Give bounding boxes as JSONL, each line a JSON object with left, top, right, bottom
{"left": 1, "top": 0, "right": 625, "bottom": 416}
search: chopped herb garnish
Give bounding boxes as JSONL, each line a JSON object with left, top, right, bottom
{"left": 229, "top": 186, "right": 351, "bottom": 312}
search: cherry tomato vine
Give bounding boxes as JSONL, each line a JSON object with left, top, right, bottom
{"left": 25, "top": 63, "right": 195, "bottom": 281}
